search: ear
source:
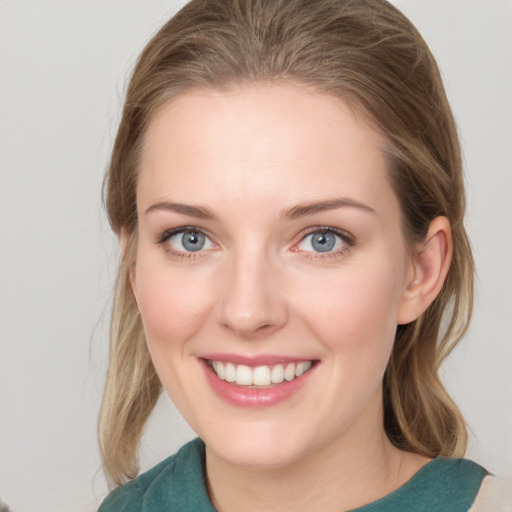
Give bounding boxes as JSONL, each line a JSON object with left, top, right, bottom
{"left": 120, "top": 228, "right": 138, "bottom": 299}
{"left": 397, "top": 216, "right": 453, "bottom": 325}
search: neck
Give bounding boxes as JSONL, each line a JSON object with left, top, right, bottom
{"left": 205, "top": 405, "right": 429, "bottom": 512}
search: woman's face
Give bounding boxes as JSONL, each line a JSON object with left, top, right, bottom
{"left": 131, "top": 84, "right": 417, "bottom": 469}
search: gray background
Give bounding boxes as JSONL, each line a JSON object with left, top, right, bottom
{"left": 1, "top": 1, "right": 511, "bottom": 511}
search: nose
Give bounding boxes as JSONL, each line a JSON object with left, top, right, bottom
{"left": 216, "top": 249, "right": 289, "bottom": 339}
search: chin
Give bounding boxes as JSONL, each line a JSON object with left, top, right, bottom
{"left": 201, "top": 420, "right": 319, "bottom": 470}
{"left": 209, "top": 439, "right": 304, "bottom": 470}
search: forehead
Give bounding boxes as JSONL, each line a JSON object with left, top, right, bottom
{"left": 137, "top": 83, "right": 396, "bottom": 218}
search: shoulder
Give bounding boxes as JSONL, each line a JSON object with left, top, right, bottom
{"left": 423, "top": 458, "right": 487, "bottom": 508}
{"left": 356, "top": 457, "right": 488, "bottom": 511}
{"left": 430, "top": 457, "right": 487, "bottom": 484}
{"left": 97, "top": 438, "right": 207, "bottom": 512}
{"left": 469, "top": 475, "right": 512, "bottom": 512}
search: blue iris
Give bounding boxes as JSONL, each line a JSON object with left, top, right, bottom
{"left": 181, "top": 232, "right": 206, "bottom": 251}
{"left": 310, "top": 232, "right": 336, "bottom": 252}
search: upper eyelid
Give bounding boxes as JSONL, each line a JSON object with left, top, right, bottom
{"left": 156, "top": 226, "right": 213, "bottom": 244}
{"left": 156, "top": 227, "right": 217, "bottom": 257}
{"left": 297, "top": 226, "right": 355, "bottom": 243}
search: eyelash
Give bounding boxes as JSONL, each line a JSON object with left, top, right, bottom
{"left": 155, "top": 226, "right": 215, "bottom": 260}
{"left": 155, "top": 226, "right": 355, "bottom": 260}
{"left": 292, "top": 227, "right": 355, "bottom": 260}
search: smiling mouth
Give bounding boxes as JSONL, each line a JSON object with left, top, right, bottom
{"left": 206, "top": 360, "right": 314, "bottom": 387}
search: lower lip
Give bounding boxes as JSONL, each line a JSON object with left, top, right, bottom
{"left": 200, "top": 359, "right": 315, "bottom": 408}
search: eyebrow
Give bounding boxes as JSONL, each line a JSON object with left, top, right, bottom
{"left": 144, "top": 197, "right": 375, "bottom": 220}
{"left": 145, "top": 201, "right": 215, "bottom": 219}
{"left": 281, "top": 198, "right": 375, "bottom": 220}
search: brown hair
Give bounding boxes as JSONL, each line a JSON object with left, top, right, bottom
{"left": 100, "top": 0, "right": 473, "bottom": 486}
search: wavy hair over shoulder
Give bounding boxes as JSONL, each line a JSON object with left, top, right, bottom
{"left": 100, "top": 0, "right": 474, "bottom": 486}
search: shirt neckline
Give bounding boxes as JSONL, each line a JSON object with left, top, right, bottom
{"left": 184, "top": 439, "right": 486, "bottom": 512}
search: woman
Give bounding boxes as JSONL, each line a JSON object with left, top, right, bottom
{"left": 97, "top": 0, "right": 510, "bottom": 510}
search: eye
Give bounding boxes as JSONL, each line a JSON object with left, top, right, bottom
{"left": 296, "top": 228, "right": 352, "bottom": 254}
{"left": 160, "top": 229, "right": 215, "bottom": 253}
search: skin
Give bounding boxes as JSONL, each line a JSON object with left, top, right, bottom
{"left": 129, "top": 83, "right": 452, "bottom": 511}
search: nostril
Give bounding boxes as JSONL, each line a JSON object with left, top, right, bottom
{"left": 216, "top": 273, "right": 289, "bottom": 336}
{"left": 219, "top": 318, "right": 284, "bottom": 339}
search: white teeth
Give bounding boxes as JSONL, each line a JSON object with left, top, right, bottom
{"left": 271, "top": 364, "right": 285, "bottom": 384}
{"left": 295, "top": 362, "right": 306, "bottom": 377}
{"left": 211, "top": 360, "right": 313, "bottom": 386}
{"left": 235, "top": 365, "right": 253, "bottom": 385}
{"left": 296, "top": 361, "right": 312, "bottom": 377}
{"left": 253, "top": 365, "right": 271, "bottom": 386}
{"left": 225, "top": 362, "right": 236, "bottom": 383}
{"left": 284, "top": 363, "right": 296, "bottom": 381}
{"left": 216, "top": 361, "right": 226, "bottom": 380}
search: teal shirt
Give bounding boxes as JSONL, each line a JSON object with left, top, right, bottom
{"left": 98, "top": 438, "right": 487, "bottom": 511}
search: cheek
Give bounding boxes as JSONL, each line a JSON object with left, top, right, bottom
{"left": 296, "top": 260, "right": 404, "bottom": 355}
{"left": 133, "top": 255, "right": 214, "bottom": 349}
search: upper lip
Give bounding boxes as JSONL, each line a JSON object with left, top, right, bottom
{"left": 200, "top": 353, "right": 316, "bottom": 366}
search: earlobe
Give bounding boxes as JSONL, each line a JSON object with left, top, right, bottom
{"left": 397, "top": 216, "right": 453, "bottom": 325}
